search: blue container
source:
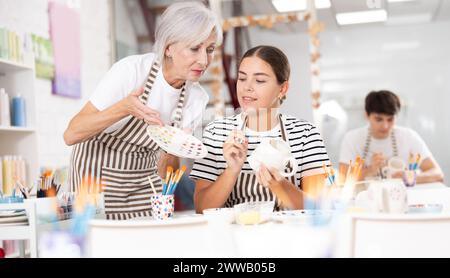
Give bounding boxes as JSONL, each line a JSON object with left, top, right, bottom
{"left": 0, "top": 196, "right": 24, "bottom": 203}
{"left": 11, "top": 95, "right": 26, "bottom": 127}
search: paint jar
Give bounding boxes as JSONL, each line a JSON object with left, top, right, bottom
{"left": 11, "top": 95, "right": 26, "bottom": 127}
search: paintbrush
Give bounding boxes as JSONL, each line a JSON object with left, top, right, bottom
{"left": 322, "top": 163, "right": 333, "bottom": 186}
{"left": 414, "top": 154, "right": 421, "bottom": 170}
{"left": 147, "top": 176, "right": 157, "bottom": 195}
{"left": 165, "top": 166, "right": 173, "bottom": 185}
{"left": 408, "top": 153, "right": 414, "bottom": 170}
{"left": 168, "top": 165, "right": 187, "bottom": 195}
{"left": 345, "top": 160, "right": 352, "bottom": 185}
{"left": 167, "top": 169, "right": 180, "bottom": 195}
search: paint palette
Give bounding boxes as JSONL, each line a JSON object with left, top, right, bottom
{"left": 146, "top": 125, "right": 208, "bottom": 159}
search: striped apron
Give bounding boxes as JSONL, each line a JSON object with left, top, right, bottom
{"left": 224, "top": 114, "right": 297, "bottom": 210}
{"left": 362, "top": 127, "right": 398, "bottom": 178}
{"left": 68, "top": 60, "right": 186, "bottom": 220}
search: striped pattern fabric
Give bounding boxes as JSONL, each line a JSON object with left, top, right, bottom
{"left": 190, "top": 113, "right": 330, "bottom": 207}
{"left": 102, "top": 167, "right": 162, "bottom": 220}
{"left": 170, "top": 86, "right": 185, "bottom": 128}
{"left": 68, "top": 59, "right": 187, "bottom": 220}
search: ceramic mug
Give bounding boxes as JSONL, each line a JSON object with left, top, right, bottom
{"left": 365, "top": 179, "right": 408, "bottom": 213}
{"left": 247, "top": 138, "right": 298, "bottom": 177}
{"left": 381, "top": 156, "right": 406, "bottom": 178}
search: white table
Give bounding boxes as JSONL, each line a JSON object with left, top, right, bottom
{"left": 406, "top": 182, "right": 450, "bottom": 210}
{"left": 77, "top": 182, "right": 450, "bottom": 258}
{"left": 332, "top": 182, "right": 450, "bottom": 257}
{"left": 86, "top": 212, "right": 334, "bottom": 258}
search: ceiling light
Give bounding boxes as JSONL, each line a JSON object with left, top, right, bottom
{"left": 381, "top": 41, "right": 421, "bottom": 51}
{"left": 272, "top": 0, "right": 331, "bottom": 13}
{"left": 336, "top": 9, "right": 387, "bottom": 25}
{"left": 387, "top": 0, "right": 415, "bottom": 3}
{"left": 315, "top": 0, "right": 331, "bottom": 9}
{"left": 387, "top": 13, "right": 432, "bottom": 25}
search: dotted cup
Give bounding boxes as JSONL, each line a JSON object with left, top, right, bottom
{"left": 150, "top": 194, "right": 174, "bottom": 220}
{"left": 403, "top": 170, "right": 417, "bottom": 187}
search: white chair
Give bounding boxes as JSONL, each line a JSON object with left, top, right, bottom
{"left": 348, "top": 213, "right": 450, "bottom": 257}
{"left": 86, "top": 215, "right": 212, "bottom": 257}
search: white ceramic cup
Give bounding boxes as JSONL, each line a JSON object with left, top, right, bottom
{"left": 381, "top": 156, "right": 406, "bottom": 178}
{"left": 366, "top": 179, "right": 408, "bottom": 213}
{"left": 247, "top": 138, "right": 298, "bottom": 177}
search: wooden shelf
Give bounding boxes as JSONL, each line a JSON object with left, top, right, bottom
{"left": 6, "top": 250, "right": 30, "bottom": 258}
{"left": 0, "top": 58, "right": 33, "bottom": 74}
{"left": 0, "top": 226, "right": 32, "bottom": 239}
{"left": 0, "top": 125, "right": 36, "bottom": 133}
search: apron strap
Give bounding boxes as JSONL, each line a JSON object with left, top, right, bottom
{"left": 363, "top": 127, "right": 398, "bottom": 164}
{"left": 139, "top": 60, "right": 160, "bottom": 104}
{"left": 278, "top": 114, "right": 297, "bottom": 187}
{"left": 170, "top": 85, "right": 186, "bottom": 128}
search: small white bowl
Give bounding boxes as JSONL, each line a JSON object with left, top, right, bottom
{"left": 203, "top": 208, "right": 235, "bottom": 224}
{"left": 233, "top": 201, "right": 275, "bottom": 225}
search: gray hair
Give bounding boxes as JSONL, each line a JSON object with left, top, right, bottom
{"left": 153, "top": 1, "right": 223, "bottom": 64}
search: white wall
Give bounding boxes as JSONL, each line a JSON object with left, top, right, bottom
{"left": 0, "top": 0, "right": 113, "bottom": 169}
{"left": 319, "top": 21, "right": 450, "bottom": 180}
{"left": 113, "top": 0, "right": 139, "bottom": 60}
{"left": 248, "top": 28, "right": 314, "bottom": 122}
{"left": 248, "top": 21, "right": 450, "bottom": 180}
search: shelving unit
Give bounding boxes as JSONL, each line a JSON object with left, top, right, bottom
{"left": 0, "top": 202, "right": 38, "bottom": 258}
{"left": 0, "top": 57, "right": 39, "bottom": 193}
{"left": 0, "top": 198, "right": 77, "bottom": 258}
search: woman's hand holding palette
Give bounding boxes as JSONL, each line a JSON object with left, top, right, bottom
{"left": 146, "top": 125, "right": 207, "bottom": 159}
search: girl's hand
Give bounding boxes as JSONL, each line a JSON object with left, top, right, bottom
{"left": 223, "top": 130, "right": 248, "bottom": 174}
{"left": 256, "top": 164, "right": 288, "bottom": 189}
{"left": 369, "top": 152, "right": 386, "bottom": 174}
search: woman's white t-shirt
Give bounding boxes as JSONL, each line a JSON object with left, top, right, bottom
{"left": 89, "top": 53, "right": 209, "bottom": 133}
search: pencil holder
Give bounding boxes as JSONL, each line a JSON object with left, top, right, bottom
{"left": 403, "top": 170, "right": 417, "bottom": 187}
{"left": 150, "top": 194, "right": 174, "bottom": 220}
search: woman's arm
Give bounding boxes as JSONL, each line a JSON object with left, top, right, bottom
{"left": 158, "top": 153, "right": 180, "bottom": 179}
{"left": 64, "top": 87, "right": 163, "bottom": 146}
{"left": 390, "top": 157, "right": 444, "bottom": 184}
{"left": 194, "top": 130, "right": 248, "bottom": 213}
{"left": 258, "top": 166, "right": 327, "bottom": 210}
{"left": 194, "top": 168, "right": 240, "bottom": 213}
{"left": 416, "top": 157, "right": 444, "bottom": 184}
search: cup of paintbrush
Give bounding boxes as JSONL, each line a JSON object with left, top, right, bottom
{"left": 167, "top": 165, "right": 187, "bottom": 195}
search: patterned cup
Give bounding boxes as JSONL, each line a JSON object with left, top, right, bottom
{"left": 150, "top": 194, "right": 175, "bottom": 220}
{"left": 403, "top": 170, "right": 417, "bottom": 187}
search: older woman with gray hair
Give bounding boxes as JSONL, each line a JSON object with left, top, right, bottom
{"left": 64, "top": 2, "right": 222, "bottom": 220}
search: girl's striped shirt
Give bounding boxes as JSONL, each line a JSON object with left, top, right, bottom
{"left": 190, "top": 113, "right": 330, "bottom": 187}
